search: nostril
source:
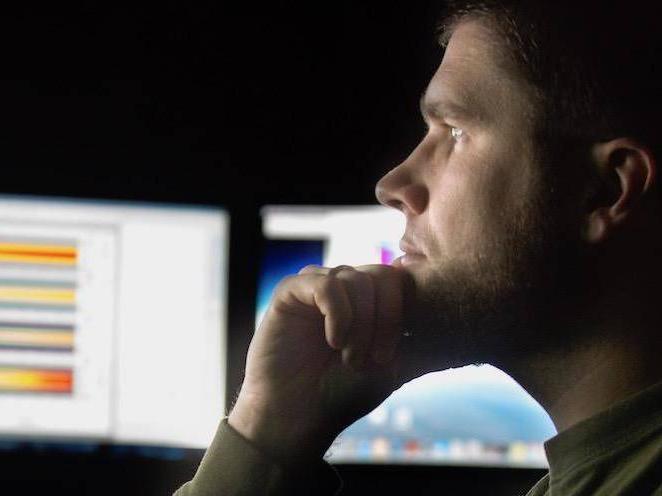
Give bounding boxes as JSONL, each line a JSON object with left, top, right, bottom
{"left": 385, "top": 198, "right": 404, "bottom": 212}
{"left": 375, "top": 162, "right": 428, "bottom": 215}
{"left": 376, "top": 187, "right": 402, "bottom": 212}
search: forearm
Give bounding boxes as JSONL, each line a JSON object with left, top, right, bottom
{"left": 175, "top": 265, "right": 406, "bottom": 495}
{"left": 174, "top": 418, "right": 343, "bottom": 496}
{"left": 227, "top": 394, "right": 339, "bottom": 462}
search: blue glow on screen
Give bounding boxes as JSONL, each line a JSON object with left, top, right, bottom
{"left": 256, "top": 240, "right": 324, "bottom": 326}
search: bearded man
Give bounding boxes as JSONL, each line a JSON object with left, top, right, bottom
{"left": 176, "top": 1, "right": 662, "bottom": 494}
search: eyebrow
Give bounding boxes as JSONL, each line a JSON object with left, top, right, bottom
{"left": 419, "top": 91, "right": 485, "bottom": 125}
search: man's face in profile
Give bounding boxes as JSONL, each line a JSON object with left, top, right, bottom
{"left": 377, "top": 19, "right": 583, "bottom": 370}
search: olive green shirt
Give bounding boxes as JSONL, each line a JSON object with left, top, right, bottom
{"left": 176, "top": 381, "right": 662, "bottom": 495}
{"left": 174, "top": 418, "right": 342, "bottom": 496}
{"left": 526, "top": 380, "right": 662, "bottom": 496}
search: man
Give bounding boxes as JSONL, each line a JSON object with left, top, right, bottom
{"left": 177, "top": 1, "right": 662, "bottom": 494}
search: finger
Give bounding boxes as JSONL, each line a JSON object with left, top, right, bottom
{"left": 314, "top": 275, "right": 353, "bottom": 350}
{"left": 295, "top": 266, "right": 357, "bottom": 350}
{"left": 275, "top": 273, "right": 353, "bottom": 351}
{"left": 333, "top": 267, "right": 375, "bottom": 371}
{"left": 297, "top": 264, "right": 352, "bottom": 276}
{"left": 298, "top": 264, "right": 401, "bottom": 365}
{"left": 354, "top": 265, "right": 404, "bottom": 365}
{"left": 298, "top": 264, "right": 326, "bottom": 275}
{"left": 295, "top": 265, "right": 363, "bottom": 352}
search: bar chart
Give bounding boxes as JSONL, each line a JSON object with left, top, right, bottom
{"left": 0, "top": 366, "right": 73, "bottom": 394}
{"left": 0, "top": 241, "right": 77, "bottom": 266}
{"left": 0, "top": 197, "right": 227, "bottom": 447}
{"left": 0, "top": 215, "right": 116, "bottom": 438}
{"left": 0, "top": 322, "right": 74, "bottom": 352}
{"left": 0, "top": 238, "right": 78, "bottom": 393}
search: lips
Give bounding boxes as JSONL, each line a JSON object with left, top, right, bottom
{"left": 399, "top": 239, "right": 425, "bottom": 257}
{"left": 394, "top": 239, "right": 426, "bottom": 267}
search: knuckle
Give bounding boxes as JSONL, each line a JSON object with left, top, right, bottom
{"left": 337, "top": 266, "right": 370, "bottom": 285}
{"left": 328, "top": 264, "right": 354, "bottom": 278}
{"left": 275, "top": 274, "right": 296, "bottom": 292}
{"left": 313, "top": 275, "right": 344, "bottom": 305}
{"left": 317, "top": 273, "right": 338, "bottom": 292}
{"left": 298, "top": 264, "right": 320, "bottom": 275}
{"left": 274, "top": 273, "right": 309, "bottom": 295}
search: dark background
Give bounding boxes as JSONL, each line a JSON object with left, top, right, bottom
{"left": 0, "top": 3, "right": 545, "bottom": 494}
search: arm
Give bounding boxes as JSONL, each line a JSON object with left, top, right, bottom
{"left": 174, "top": 419, "right": 342, "bottom": 496}
{"left": 175, "top": 264, "right": 409, "bottom": 495}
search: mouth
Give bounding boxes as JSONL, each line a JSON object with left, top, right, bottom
{"left": 393, "top": 239, "right": 426, "bottom": 267}
{"left": 392, "top": 253, "right": 426, "bottom": 268}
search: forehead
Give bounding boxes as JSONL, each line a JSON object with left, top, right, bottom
{"left": 425, "top": 19, "right": 531, "bottom": 121}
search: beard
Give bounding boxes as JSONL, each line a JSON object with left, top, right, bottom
{"left": 397, "top": 162, "right": 595, "bottom": 383}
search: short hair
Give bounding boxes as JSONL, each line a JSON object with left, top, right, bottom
{"left": 437, "top": 1, "right": 662, "bottom": 167}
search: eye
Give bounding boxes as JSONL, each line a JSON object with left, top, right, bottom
{"left": 450, "top": 126, "right": 465, "bottom": 141}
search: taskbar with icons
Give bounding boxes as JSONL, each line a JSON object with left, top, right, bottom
{"left": 325, "top": 437, "right": 548, "bottom": 468}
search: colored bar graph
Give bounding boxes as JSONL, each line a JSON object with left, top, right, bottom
{"left": 0, "top": 279, "right": 76, "bottom": 289}
{"left": 0, "top": 266, "right": 77, "bottom": 283}
{"left": 0, "top": 286, "right": 76, "bottom": 305}
{"left": 0, "top": 366, "right": 73, "bottom": 394}
{"left": 0, "top": 323, "right": 74, "bottom": 351}
{"left": 0, "top": 237, "right": 78, "bottom": 396}
{"left": 0, "top": 242, "right": 77, "bottom": 266}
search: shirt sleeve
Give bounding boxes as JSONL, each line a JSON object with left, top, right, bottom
{"left": 524, "top": 473, "right": 550, "bottom": 496}
{"left": 174, "top": 418, "right": 344, "bottom": 496}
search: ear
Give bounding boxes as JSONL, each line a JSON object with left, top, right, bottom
{"left": 585, "top": 138, "right": 657, "bottom": 243}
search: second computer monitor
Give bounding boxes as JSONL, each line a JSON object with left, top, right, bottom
{"left": 258, "top": 205, "right": 555, "bottom": 468}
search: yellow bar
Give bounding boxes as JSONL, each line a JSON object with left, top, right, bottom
{"left": 0, "top": 330, "right": 74, "bottom": 347}
{"left": 0, "top": 243, "right": 77, "bottom": 256}
{"left": 0, "top": 368, "right": 72, "bottom": 392}
{"left": 0, "top": 287, "right": 76, "bottom": 303}
{"left": 0, "top": 254, "right": 76, "bottom": 266}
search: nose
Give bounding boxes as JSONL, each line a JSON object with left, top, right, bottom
{"left": 375, "top": 151, "right": 428, "bottom": 216}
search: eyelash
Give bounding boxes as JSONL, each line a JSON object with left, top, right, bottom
{"left": 422, "top": 123, "right": 465, "bottom": 143}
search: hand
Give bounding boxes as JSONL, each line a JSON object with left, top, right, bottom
{"left": 229, "top": 264, "right": 410, "bottom": 461}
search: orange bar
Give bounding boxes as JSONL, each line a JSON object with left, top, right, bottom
{"left": 0, "top": 367, "right": 73, "bottom": 393}
{"left": 0, "top": 254, "right": 77, "bottom": 266}
{"left": 0, "top": 243, "right": 77, "bottom": 256}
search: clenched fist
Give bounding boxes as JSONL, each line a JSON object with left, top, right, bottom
{"left": 229, "top": 264, "right": 413, "bottom": 462}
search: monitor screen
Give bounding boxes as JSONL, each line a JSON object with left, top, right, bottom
{"left": 0, "top": 196, "right": 228, "bottom": 451}
{"left": 259, "top": 205, "right": 556, "bottom": 468}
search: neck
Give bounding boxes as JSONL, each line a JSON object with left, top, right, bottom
{"left": 505, "top": 258, "right": 662, "bottom": 433}
{"left": 511, "top": 331, "right": 661, "bottom": 433}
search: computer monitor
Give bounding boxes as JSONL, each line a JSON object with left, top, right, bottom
{"left": 0, "top": 195, "right": 228, "bottom": 451}
{"left": 258, "top": 205, "right": 556, "bottom": 468}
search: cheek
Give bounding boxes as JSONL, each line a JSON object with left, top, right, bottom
{"left": 424, "top": 151, "right": 530, "bottom": 260}
{"left": 425, "top": 161, "right": 490, "bottom": 259}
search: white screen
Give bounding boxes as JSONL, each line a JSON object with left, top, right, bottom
{"left": 0, "top": 196, "right": 228, "bottom": 449}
